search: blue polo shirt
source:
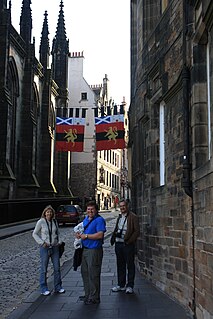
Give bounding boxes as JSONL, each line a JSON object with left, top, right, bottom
{"left": 83, "top": 214, "right": 106, "bottom": 249}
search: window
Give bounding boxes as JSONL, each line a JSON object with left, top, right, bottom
{"left": 81, "top": 92, "right": 87, "bottom": 100}
{"left": 7, "top": 58, "right": 19, "bottom": 173}
{"left": 159, "top": 102, "right": 165, "bottom": 186}
{"left": 161, "top": 0, "right": 168, "bottom": 14}
{"left": 207, "top": 40, "right": 211, "bottom": 159}
{"left": 75, "top": 108, "right": 80, "bottom": 118}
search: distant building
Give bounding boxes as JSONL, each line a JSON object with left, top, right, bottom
{"left": 129, "top": 0, "right": 213, "bottom": 318}
{"left": 67, "top": 51, "right": 98, "bottom": 204}
{"left": 67, "top": 58, "right": 126, "bottom": 209}
{"left": 95, "top": 75, "right": 126, "bottom": 210}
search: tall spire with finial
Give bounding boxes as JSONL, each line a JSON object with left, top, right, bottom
{"left": 39, "top": 11, "right": 50, "bottom": 72}
{"left": 53, "top": 0, "right": 68, "bottom": 48}
{"left": 20, "top": 0, "right": 32, "bottom": 44}
{"left": 51, "top": 0, "right": 69, "bottom": 90}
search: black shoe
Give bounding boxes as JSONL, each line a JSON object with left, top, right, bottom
{"left": 79, "top": 295, "right": 86, "bottom": 301}
{"left": 84, "top": 299, "right": 100, "bottom": 305}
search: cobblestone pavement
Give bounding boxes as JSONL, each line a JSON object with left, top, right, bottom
{"left": 0, "top": 211, "right": 117, "bottom": 319}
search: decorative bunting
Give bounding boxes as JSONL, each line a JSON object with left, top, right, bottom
{"left": 95, "top": 115, "right": 125, "bottom": 151}
{"left": 55, "top": 117, "right": 85, "bottom": 152}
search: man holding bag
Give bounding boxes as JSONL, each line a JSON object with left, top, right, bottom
{"left": 76, "top": 201, "right": 106, "bottom": 305}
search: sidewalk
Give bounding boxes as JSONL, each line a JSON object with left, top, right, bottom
{"left": 0, "top": 220, "right": 37, "bottom": 240}
{"left": 7, "top": 238, "right": 191, "bottom": 319}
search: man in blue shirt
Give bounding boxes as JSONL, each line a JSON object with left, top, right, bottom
{"left": 78, "top": 200, "right": 106, "bottom": 305}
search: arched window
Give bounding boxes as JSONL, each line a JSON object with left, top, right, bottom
{"left": 7, "top": 57, "right": 19, "bottom": 173}
{"left": 32, "top": 84, "right": 40, "bottom": 174}
{"left": 49, "top": 102, "right": 56, "bottom": 138}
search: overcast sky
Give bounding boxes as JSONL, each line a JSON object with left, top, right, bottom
{"left": 11, "top": 0, "right": 130, "bottom": 106}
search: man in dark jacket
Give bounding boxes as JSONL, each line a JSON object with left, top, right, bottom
{"left": 111, "top": 199, "right": 140, "bottom": 294}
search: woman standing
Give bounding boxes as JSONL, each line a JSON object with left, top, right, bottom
{"left": 32, "top": 205, "right": 65, "bottom": 296}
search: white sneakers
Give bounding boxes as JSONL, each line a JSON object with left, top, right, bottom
{"left": 57, "top": 288, "right": 65, "bottom": 294}
{"left": 111, "top": 285, "right": 126, "bottom": 292}
{"left": 111, "top": 286, "right": 134, "bottom": 294}
{"left": 41, "top": 290, "right": 50, "bottom": 296}
{"left": 125, "top": 287, "right": 133, "bottom": 294}
{"left": 41, "top": 288, "right": 65, "bottom": 295}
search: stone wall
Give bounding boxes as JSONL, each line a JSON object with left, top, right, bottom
{"left": 71, "top": 162, "right": 96, "bottom": 202}
{"left": 130, "top": 0, "right": 213, "bottom": 317}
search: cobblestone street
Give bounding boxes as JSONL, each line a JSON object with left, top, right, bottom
{"left": 0, "top": 226, "right": 74, "bottom": 319}
{"left": 0, "top": 212, "right": 116, "bottom": 319}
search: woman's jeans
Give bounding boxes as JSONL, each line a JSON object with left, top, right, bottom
{"left": 39, "top": 245, "right": 62, "bottom": 293}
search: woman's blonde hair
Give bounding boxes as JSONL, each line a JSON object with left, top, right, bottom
{"left": 41, "top": 205, "right": 55, "bottom": 218}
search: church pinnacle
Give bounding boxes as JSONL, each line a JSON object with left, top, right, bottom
{"left": 51, "top": 0, "right": 69, "bottom": 91}
{"left": 20, "top": 0, "right": 32, "bottom": 44}
{"left": 39, "top": 11, "right": 50, "bottom": 71}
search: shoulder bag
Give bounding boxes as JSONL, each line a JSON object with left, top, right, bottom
{"left": 110, "top": 215, "right": 122, "bottom": 246}
{"left": 53, "top": 219, "right": 65, "bottom": 258}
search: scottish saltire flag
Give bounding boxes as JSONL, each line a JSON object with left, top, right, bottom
{"left": 55, "top": 117, "right": 85, "bottom": 152}
{"left": 95, "top": 114, "right": 125, "bottom": 151}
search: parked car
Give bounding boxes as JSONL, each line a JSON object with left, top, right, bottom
{"left": 55, "top": 204, "right": 84, "bottom": 226}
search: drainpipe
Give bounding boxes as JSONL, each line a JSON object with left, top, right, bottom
{"left": 182, "top": 66, "right": 192, "bottom": 198}
{"left": 182, "top": 1, "right": 196, "bottom": 318}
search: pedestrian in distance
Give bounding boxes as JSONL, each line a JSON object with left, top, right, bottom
{"left": 111, "top": 199, "right": 140, "bottom": 294}
{"left": 32, "top": 205, "right": 65, "bottom": 296}
{"left": 76, "top": 200, "right": 106, "bottom": 305}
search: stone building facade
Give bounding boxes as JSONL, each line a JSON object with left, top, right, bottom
{"left": 129, "top": 0, "right": 213, "bottom": 318}
{"left": 0, "top": 0, "right": 72, "bottom": 223}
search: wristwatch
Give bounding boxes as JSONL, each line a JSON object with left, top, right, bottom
{"left": 85, "top": 234, "right": 88, "bottom": 239}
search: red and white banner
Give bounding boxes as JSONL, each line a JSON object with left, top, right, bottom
{"left": 95, "top": 115, "right": 125, "bottom": 151}
{"left": 55, "top": 117, "right": 85, "bottom": 152}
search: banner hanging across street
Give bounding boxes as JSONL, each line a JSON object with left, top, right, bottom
{"left": 55, "top": 117, "right": 85, "bottom": 152}
{"left": 95, "top": 114, "right": 125, "bottom": 151}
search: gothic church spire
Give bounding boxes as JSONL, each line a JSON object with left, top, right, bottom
{"left": 51, "top": 0, "right": 69, "bottom": 99}
{"left": 20, "top": 0, "right": 32, "bottom": 44}
{"left": 52, "top": 0, "right": 69, "bottom": 51}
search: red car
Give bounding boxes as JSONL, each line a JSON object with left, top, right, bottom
{"left": 55, "top": 205, "right": 84, "bottom": 226}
